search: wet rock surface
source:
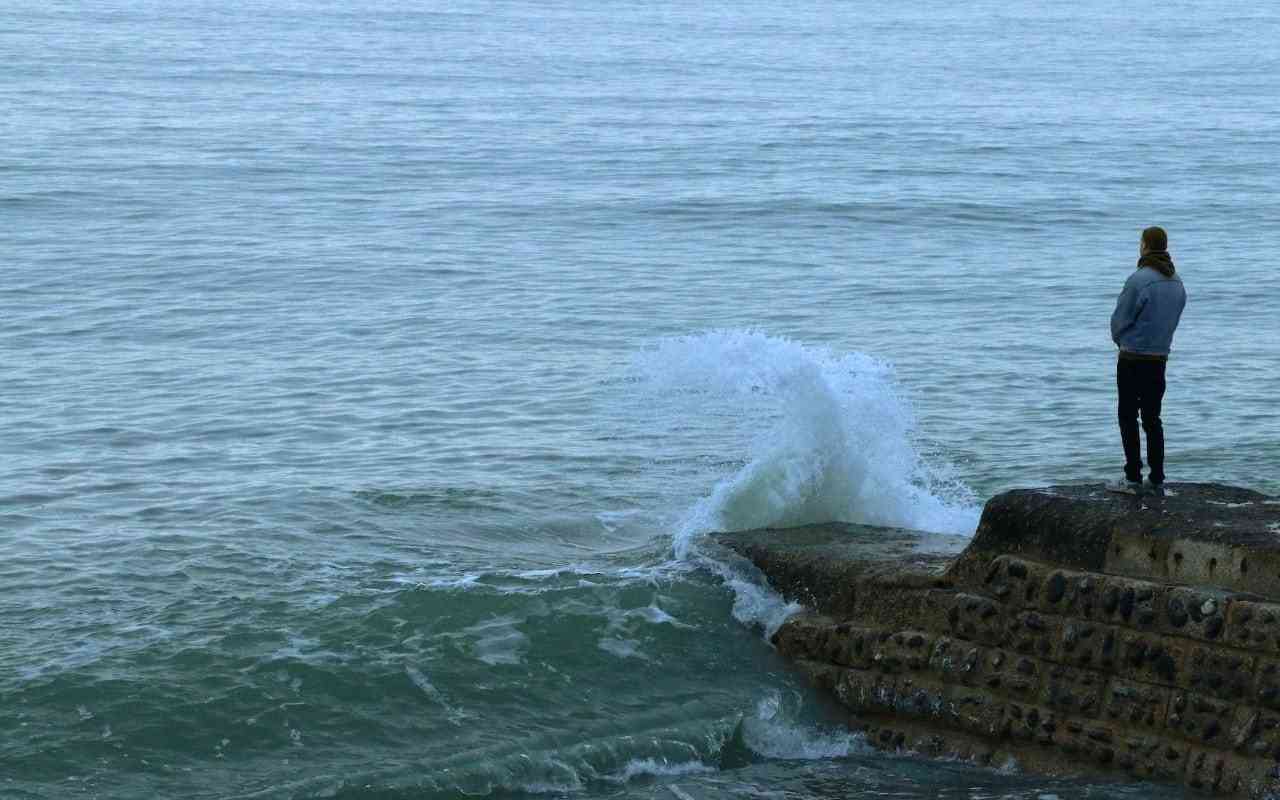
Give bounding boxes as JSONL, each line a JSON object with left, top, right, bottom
{"left": 718, "top": 483, "right": 1280, "bottom": 798}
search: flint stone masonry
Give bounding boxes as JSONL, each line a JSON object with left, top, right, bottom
{"left": 718, "top": 483, "right": 1280, "bottom": 798}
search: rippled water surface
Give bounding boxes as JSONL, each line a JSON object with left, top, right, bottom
{"left": 3, "top": 1, "right": 1278, "bottom": 798}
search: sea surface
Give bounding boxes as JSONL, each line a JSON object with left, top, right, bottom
{"left": 3, "top": 1, "right": 1279, "bottom": 798}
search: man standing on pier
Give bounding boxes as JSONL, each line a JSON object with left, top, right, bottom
{"left": 1107, "top": 226, "right": 1187, "bottom": 497}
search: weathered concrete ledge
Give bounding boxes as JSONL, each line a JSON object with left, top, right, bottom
{"left": 719, "top": 483, "right": 1280, "bottom": 798}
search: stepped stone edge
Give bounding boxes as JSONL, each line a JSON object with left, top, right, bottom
{"left": 718, "top": 482, "right": 1280, "bottom": 799}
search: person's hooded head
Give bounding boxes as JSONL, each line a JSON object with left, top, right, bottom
{"left": 1138, "top": 226, "right": 1175, "bottom": 277}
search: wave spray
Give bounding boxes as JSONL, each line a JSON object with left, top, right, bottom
{"left": 629, "top": 330, "right": 980, "bottom": 559}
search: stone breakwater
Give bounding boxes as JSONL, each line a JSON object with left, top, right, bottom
{"left": 719, "top": 483, "right": 1280, "bottom": 798}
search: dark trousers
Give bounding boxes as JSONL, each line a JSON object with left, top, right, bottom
{"left": 1117, "top": 357, "right": 1167, "bottom": 484}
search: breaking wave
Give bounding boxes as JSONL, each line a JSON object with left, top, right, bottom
{"left": 628, "top": 330, "right": 980, "bottom": 558}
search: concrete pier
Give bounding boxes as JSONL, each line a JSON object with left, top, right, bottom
{"left": 719, "top": 483, "right": 1280, "bottom": 797}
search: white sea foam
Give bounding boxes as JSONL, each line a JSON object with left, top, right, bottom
{"left": 416, "top": 574, "right": 481, "bottom": 590}
{"left": 700, "top": 555, "right": 803, "bottom": 637}
{"left": 598, "top": 636, "right": 648, "bottom": 660}
{"left": 597, "top": 509, "right": 643, "bottom": 533}
{"left": 404, "top": 664, "right": 470, "bottom": 724}
{"left": 631, "top": 603, "right": 694, "bottom": 628}
{"left": 630, "top": 331, "right": 980, "bottom": 559}
{"left": 404, "top": 665, "right": 441, "bottom": 700}
{"left": 741, "top": 691, "right": 865, "bottom": 760}
{"left": 668, "top": 785, "right": 697, "bottom": 800}
{"left": 394, "top": 560, "right": 695, "bottom": 598}
{"left": 596, "top": 598, "right": 695, "bottom": 658}
{"left": 463, "top": 615, "right": 529, "bottom": 666}
{"left": 610, "top": 757, "right": 715, "bottom": 782}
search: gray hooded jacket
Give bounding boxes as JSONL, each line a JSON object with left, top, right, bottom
{"left": 1110, "top": 266, "right": 1186, "bottom": 356}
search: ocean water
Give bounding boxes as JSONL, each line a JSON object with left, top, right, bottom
{"left": 3, "top": 1, "right": 1279, "bottom": 798}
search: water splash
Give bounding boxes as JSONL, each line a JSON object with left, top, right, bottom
{"left": 629, "top": 330, "right": 980, "bottom": 559}
{"left": 740, "top": 691, "right": 866, "bottom": 760}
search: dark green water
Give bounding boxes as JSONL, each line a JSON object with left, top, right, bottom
{"left": 4, "top": 0, "right": 1278, "bottom": 797}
